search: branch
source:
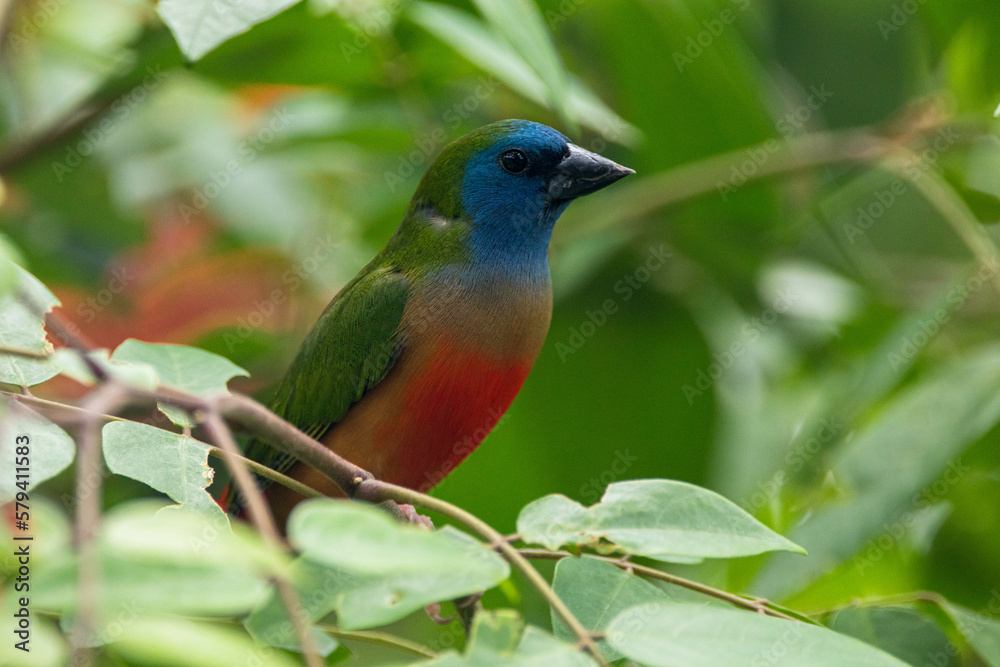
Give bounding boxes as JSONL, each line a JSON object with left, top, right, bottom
{"left": 518, "top": 549, "right": 803, "bottom": 624}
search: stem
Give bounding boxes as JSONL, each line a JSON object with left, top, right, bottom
{"left": 202, "top": 413, "right": 323, "bottom": 667}
{"left": 518, "top": 549, "right": 802, "bottom": 623}
{"left": 356, "top": 481, "right": 609, "bottom": 667}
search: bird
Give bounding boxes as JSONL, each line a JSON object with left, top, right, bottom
{"left": 235, "top": 119, "right": 633, "bottom": 524}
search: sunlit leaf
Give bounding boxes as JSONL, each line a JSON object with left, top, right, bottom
{"left": 517, "top": 480, "right": 805, "bottom": 562}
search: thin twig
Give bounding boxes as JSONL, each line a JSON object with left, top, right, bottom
{"left": 518, "top": 549, "right": 802, "bottom": 624}
{"left": 355, "top": 481, "right": 610, "bottom": 667}
{"left": 70, "top": 382, "right": 127, "bottom": 666}
{"left": 202, "top": 413, "right": 323, "bottom": 667}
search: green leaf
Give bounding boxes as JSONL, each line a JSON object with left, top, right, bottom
{"left": 0, "top": 403, "right": 75, "bottom": 504}
{"left": 248, "top": 500, "right": 510, "bottom": 633}
{"left": 102, "top": 421, "right": 227, "bottom": 522}
{"left": 470, "top": 0, "right": 571, "bottom": 129}
{"left": 0, "top": 266, "right": 59, "bottom": 387}
{"left": 551, "top": 556, "right": 675, "bottom": 661}
{"left": 517, "top": 479, "right": 805, "bottom": 563}
{"left": 109, "top": 615, "right": 301, "bottom": 667}
{"left": 827, "top": 606, "right": 958, "bottom": 667}
{"left": 110, "top": 339, "right": 248, "bottom": 426}
{"left": 158, "top": 0, "right": 304, "bottom": 60}
{"left": 753, "top": 344, "right": 1000, "bottom": 600}
{"left": 943, "top": 602, "right": 1000, "bottom": 667}
{"left": 414, "top": 609, "right": 594, "bottom": 667}
{"left": 408, "top": 2, "right": 638, "bottom": 144}
{"left": 606, "top": 603, "right": 911, "bottom": 667}
{"left": 32, "top": 502, "right": 279, "bottom": 619}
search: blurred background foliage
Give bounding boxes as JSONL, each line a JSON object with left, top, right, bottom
{"left": 2, "top": 0, "right": 1000, "bottom": 662}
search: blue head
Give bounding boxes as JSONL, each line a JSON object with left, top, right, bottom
{"left": 410, "top": 119, "right": 633, "bottom": 270}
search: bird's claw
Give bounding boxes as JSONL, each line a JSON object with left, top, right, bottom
{"left": 400, "top": 503, "right": 434, "bottom": 529}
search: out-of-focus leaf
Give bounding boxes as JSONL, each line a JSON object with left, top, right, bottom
{"left": 158, "top": 0, "right": 303, "bottom": 60}
{"left": 247, "top": 500, "right": 510, "bottom": 633}
{"left": 551, "top": 556, "right": 674, "bottom": 660}
{"left": 32, "top": 502, "right": 276, "bottom": 618}
{"left": 606, "top": 603, "right": 910, "bottom": 667}
{"left": 0, "top": 266, "right": 59, "bottom": 386}
{"left": 827, "top": 606, "right": 957, "bottom": 667}
{"left": 754, "top": 345, "right": 1000, "bottom": 600}
{"left": 0, "top": 404, "right": 74, "bottom": 504}
{"left": 471, "top": 0, "right": 571, "bottom": 128}
{"left": 943, "top": 602, "right": 1000, "bottom": 667}
{"left": 102, "top": 421, "right": 226, "bottom": 522}
{"left": 517, "top": 480, "right": 804, "bottom": 562}
{"left": 109, "top": 615, "right": 301, "bottom": 667}
{"left": 408, "top": 2, "right": 638, "bottom": 144}
{"left": 414, "top": 609, "right": 593, "bottom": 667}
{"left": 110, "top": 338, "right": 248, "bottom": 426}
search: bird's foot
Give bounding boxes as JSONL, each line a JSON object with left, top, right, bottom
{"left": 399, "top": 503, "right": 434, "bottom": 530}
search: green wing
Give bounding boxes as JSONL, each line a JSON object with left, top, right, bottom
{"left": 240, "top": 266, "right": 410, "bottom": 488}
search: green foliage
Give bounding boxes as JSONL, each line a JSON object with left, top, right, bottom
{"left": 4, "top": 0, "right": 1000, "bottom": 664}
{"left": 518, "top": 479, "right": 804, "bottom": 562}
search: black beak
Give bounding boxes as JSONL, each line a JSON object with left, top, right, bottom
{"left": 547, "top": 143, "right": 634, "bottom": 202}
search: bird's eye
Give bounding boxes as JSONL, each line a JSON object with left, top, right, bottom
{"left": 499, "top": 148, "right": 529, "bottom": 174}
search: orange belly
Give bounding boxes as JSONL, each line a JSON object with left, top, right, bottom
{"left": 267, "top": 337, "right": 534, "bottom": 524}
